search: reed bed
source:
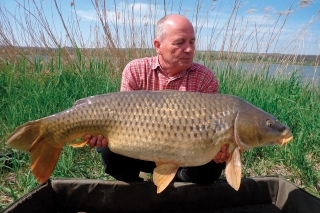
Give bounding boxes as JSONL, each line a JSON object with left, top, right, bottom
{"left": 0, "top": 0, "right": 319, "bottom": 210}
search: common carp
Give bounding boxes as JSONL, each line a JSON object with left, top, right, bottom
{"left": 6, "top": 90, "right": 293, "bottom": 193}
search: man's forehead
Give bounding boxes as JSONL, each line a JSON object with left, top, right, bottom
{"left": 167, "top": 29, "right": 195, "bottom": 40}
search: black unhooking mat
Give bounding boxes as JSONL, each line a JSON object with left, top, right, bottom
{"left": 2, "top": 176, "right": 320, "bottom": 213}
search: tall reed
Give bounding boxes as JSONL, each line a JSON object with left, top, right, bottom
{"left": 0, "top": 0, "right": 319, "bottom": 72}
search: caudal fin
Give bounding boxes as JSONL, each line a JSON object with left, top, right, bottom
{"left": 6, "top": 119, "right": 62, "bottom": 184}
{"left": 30, "top": 138, "right": 62, "bottom": 184}
{"left": 6, "top": 120, "right": 43, "bottom": 151}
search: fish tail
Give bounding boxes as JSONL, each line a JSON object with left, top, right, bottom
{"left": 29, "top": 137, "right": 62, "bottom": 184}
{"left": 6, "top": 119, "right": 62, "bottom": 184}
{"left": 6, "top": 120, "right": 43, "bottom": 151}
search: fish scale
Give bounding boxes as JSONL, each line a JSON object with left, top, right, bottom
{"left": 6, "top": 90, "right": 293, "bottom": 193}
{"left": 101, "top": 91, "right": 238, "bottom": 165}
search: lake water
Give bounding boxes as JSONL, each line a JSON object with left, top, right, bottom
{"left": 202, "top": 61, "right": 320, "bottom": 86}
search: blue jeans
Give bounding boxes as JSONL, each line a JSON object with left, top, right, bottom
{"left": 97, "top": 147, "right": 225, "bottom": 183}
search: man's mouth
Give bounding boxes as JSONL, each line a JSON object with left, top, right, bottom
{"left": 180, "top": 58, "right": 192, "bottom": 61}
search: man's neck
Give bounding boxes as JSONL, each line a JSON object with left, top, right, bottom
{"left": 158, "top": 59, "right": 184, "bottom": 77}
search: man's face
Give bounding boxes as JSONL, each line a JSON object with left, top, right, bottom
{"left": 155, "top": 20, "right": 195, "bottom": 75}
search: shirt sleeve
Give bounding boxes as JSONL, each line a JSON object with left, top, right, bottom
{"left": 198, "top": 67, "right": 219, "bottom": 94}
{"left": 120, "top": 62, "right": 137, "bottom": 91}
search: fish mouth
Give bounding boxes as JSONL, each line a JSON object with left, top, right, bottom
{"left": 277, "top": 131, "right": 293, "bottom": 146}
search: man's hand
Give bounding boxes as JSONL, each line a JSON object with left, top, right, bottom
{"left": 213, "top": 144, "right": 230, "bottom": 163}
{"left": 84, "top": 134, "right": 108, "bottom": 149}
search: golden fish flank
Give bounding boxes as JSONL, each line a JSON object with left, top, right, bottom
{"left": 6, "top": 90, "right": 293, "bottom": 193}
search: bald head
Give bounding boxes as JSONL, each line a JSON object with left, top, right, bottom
{"left": 153, "top": 14, "right": 196, "bottom": 76}
{"left": 155, "top": 14, "right": 194, "bottom": 41}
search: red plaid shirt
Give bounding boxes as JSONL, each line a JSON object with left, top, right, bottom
{"left": 120, "top": 56, "right": 219, "bottom": 93}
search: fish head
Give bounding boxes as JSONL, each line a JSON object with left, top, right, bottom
{"left": 234, "top": 104, "right": 293, "bottom": 151}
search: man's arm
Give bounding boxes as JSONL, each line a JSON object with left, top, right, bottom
{"left": 120, "top": 61, "right": 140, "bottom": 91}
{"left": 197, "top": 66, "right": 219, "bottom": 94}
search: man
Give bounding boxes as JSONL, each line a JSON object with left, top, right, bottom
{"left": 84, "top": 14, "right": 230, "bottom": 183}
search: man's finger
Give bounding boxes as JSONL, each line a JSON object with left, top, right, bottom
{"left": 83, "top": 134, "right": 92, "bottom": 141}
{"left": 96, "top": 140, "right": 102, "bottom": 148}
{"left": 97, "top": 135, "right": 104, "bottom": 143}
{"left": 101, "top": 138, "right": 108, "bottom": 147}
{"left": 88, "top": 137, "right": 97, "bottom": 148}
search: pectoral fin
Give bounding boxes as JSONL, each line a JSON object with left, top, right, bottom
{"left": 153, "top": 163, "right": 179, "bottom": 194}
{"left": 68, "top": 140, "right": 88, "bottom": 148}
{"left": 225, "top": 147, "right": 242, "bottom": 191}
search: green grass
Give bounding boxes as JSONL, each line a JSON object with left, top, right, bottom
{"left": 0, "top": 56, "right": 319, "bottom": 210}
{"left": 216, "top": 65, "right": 320, "bottom": 195}
{"left": 0, "top": 57, "right": 121, "bottom": 210}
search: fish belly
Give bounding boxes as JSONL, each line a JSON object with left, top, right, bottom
{"left": 45, "top": 91, "right": 239, "bottom": 166}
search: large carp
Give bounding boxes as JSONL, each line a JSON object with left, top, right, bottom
{"left": 6, "top": 90, "right": 293, "bottom": 193}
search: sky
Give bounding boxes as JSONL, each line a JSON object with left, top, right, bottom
{"left": 1, "top": 0, "right": 319, "bottom": 55}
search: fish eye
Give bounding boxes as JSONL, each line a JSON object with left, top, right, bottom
{"left": 266, "top": 119, "right": 273, "bottom": 127}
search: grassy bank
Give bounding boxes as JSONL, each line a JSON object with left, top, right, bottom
{"left": 0, "top": 58, "right": 121, "bottom": 209}
{"left": 0, "top": 55, "right": 319, "bottom": 210}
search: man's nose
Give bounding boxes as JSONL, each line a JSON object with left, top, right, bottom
{"left": 184, "top": 44, "right": 195, "bottom": 53}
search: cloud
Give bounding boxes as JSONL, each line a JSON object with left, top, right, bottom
{"left": 76, "top": 1, "right": 165, "bottom": 31}
{"left": 73, "top": 0, "right": 319, "bottom": 54}
{"left": 76, "top": 10, "right": 99, "bottom": 21}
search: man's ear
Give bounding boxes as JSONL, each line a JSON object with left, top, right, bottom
{"left": 154, "top": 39, "right": 161, "bottom": 54}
